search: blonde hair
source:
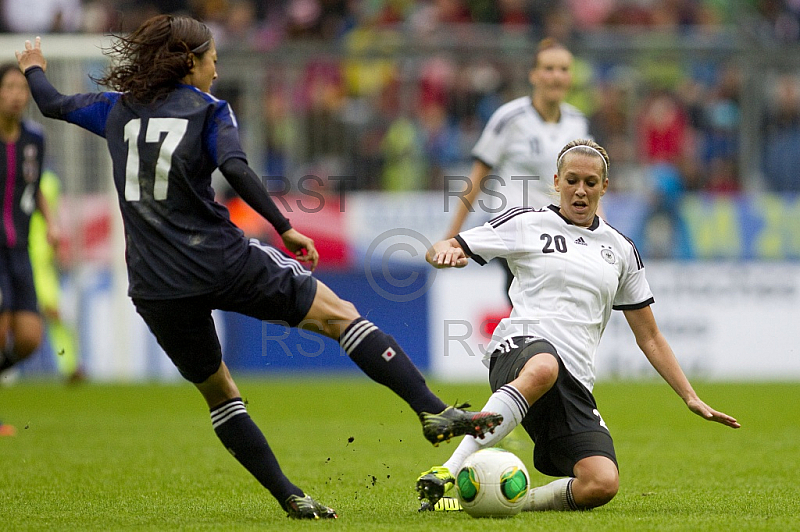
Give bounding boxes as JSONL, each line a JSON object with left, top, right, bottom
{"left": 556, "top": 139, "right": 610, "bottom": 180}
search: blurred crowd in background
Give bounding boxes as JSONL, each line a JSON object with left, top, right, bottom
{"left": 4, "top": 1, "right": 800, "bottom": 43}
{"left": 2, "top": 1, "right": 800, "bottom": 197}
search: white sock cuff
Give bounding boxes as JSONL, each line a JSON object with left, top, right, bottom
{"left": 210, "top": 398, "right": 248, "bottom": 429}
{"left": 529, "top": 477, "right": 578, "bottom": 511}
{"left": 339, "top": 318, "right": 377, "bottom": 354}
{"left": 496, "top": 384, "right": 529, "bottom": 423}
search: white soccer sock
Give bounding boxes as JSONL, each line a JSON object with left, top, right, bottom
{"left": 442, "top": 385, "right": 529, "bottom": 474}
{"left": 527, "top": 478, "right": 578, "bottom": 511}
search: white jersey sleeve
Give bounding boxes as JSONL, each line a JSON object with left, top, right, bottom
{"left": 612, "top": 238, "right": 654, "bottom": 309}
{"left": 455, "top": 207, "right": 533, "bottom": 265}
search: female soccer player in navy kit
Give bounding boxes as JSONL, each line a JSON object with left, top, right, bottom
{"left": 16, "top": 16, "right": 501, "bottom": 519}
{"left": 0, "top": 63, "right": 58, "bottom": 388}
{"left": 416, "top": 139, "right": 740, "bottom": 512}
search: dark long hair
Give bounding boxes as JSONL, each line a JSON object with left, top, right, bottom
{"left": 0, "top": 63, "right": 21, "bottom": 86}
{"left": 93, "top": 15, "right": 212, "bottom": 104}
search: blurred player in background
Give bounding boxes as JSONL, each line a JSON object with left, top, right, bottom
{"left": 0, "top": 63, "right": 57, "bottom": 381}
{"left": 446, "top": 38, "right": 590, "bottom": 298}
{"left": 418, "top": 139, "right": 739, "bottom": 512}
{"left": 0, "top": 62, "right": 57, "bottom": 436}
{"left": 29, "top": 169, "right": 82, "bottom": 383}
{"left": 17, "top": 15, "right": 503, "bottom": 518}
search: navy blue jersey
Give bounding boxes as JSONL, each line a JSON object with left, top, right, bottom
{"left": 32, "top": 81, "right": 251, "bottom": 298}
{"left": 0, "top": 120, "right": 45, "bottom": 249}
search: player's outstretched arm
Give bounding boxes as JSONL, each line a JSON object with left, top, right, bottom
{"left": 17, "top": 39, "right": 77, "bottom": 122}
{"left": 426, "top": 238, "right": 468, "bottom": 269}
{"left": 623, "top": 306, "right": 740, "bottom": 429}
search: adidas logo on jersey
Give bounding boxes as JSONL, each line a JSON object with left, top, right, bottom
{"left": 574, "top": 237, "right": 587, "bottom": 246}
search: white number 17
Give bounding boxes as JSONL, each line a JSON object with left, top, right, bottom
{"left": 124, "top": 118, "right": 188, "bottom": 201}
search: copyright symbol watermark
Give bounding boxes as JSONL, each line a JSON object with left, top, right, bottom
{"left": 364, "top": 228, "right": 437, "bottom": 303}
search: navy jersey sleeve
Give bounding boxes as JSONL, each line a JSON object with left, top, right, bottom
{"left": 205, "top": 101, "right": 247, "bottom": 167}
{"left": 220, "top": 158, "right": 291, "bottom": 234}
{"left": 25, "top": 66, "right": 121, "bottom": 137}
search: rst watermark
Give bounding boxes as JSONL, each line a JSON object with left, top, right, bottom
{"left": 443, "top": 175, "right": 543, "bottom": 214}
{"left": 435, "top": 318, "right": 542, "bottom": 359}
{"left": 259, "top": 318, "right": 541, "bottom": 359}
{"left": 260, "top": 174, "right": 543, "bottom": 214}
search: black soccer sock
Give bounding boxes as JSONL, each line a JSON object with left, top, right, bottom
{"left": 211, "top": 398, "right": 303, "bottom": 509}
{"left": 339, "top": 318, "right": 446, "bottom": 415}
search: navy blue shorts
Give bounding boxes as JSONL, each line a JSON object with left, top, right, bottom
{"left": 133, "top": 240, "right": 318, "bottom": 383}
{"left": 0, "top": 246, "right": 39, "bottom": 313}
{"left": 489, "top": 336, "right": 618, "bottom": 477}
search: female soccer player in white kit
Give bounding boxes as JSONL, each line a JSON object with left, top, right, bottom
{"left": 418, "top": 139, "right": 740, "bottom": 512}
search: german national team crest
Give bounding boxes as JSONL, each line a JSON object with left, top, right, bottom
{"left": 600, "top": 246, "right": 616, "bottom": 264}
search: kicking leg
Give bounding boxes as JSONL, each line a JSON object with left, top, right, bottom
{"left": 303, "top": 281, "right": 502, "bottom": 444}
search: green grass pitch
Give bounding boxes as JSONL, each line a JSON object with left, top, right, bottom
{"left": 2, "top": 377, "right": 798, "bottom": 531}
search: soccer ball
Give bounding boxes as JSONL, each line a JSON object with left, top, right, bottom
{"left": 455, "top": 448, "right": 530, "bottom": 518}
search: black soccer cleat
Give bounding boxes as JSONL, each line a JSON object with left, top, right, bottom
{"left": 419, "top": 404, "right": 503, "bottom": 446}
{"left": 285, "top": 494, "right": 338, "bottom": 520}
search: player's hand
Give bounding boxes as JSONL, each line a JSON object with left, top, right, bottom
{"left": 686, "top": 397, "right": 740, "bottom": 429}
{"left": 429, "top": 246, "right": 468, "bottom": 269}
{"left": 427, "top": 238, "right": 469, "bottom": 268}
{"left": 281, "top": 228, "right": 318, "bottom": 271}
{"left": 16, "top": 36, "right": 46, "bottom": 73}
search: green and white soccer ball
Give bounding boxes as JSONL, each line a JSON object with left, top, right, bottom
{"left": 456, "top": 448, "right": 530, "bottom": 518}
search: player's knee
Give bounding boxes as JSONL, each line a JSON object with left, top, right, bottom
{"left": 337, "top": 299, "right": 358, "bottom": 320}
{"left": 321, "top": 299, "right": 358, "bottom": 330}
{"left": 522, "top": 353, "right": 559, "bottom": 389}
{"left": 582, "top": 470, "right": 619, "bottom": 507}
{"left": 316, "top": 300, "right": 359, "bottom": 338}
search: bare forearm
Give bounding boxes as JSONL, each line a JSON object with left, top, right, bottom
{"left": 638, "top": 332, "right": 697, "bottom": 403}
{"left": 625, "top": 306, "right": 739, "bottom": 428}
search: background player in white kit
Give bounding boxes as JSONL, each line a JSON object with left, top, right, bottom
{"left": 447, "top": 38, "right": 589, "bottom": 296}
{"left": 419, "top": 139, "right": 740, "bottom": 512}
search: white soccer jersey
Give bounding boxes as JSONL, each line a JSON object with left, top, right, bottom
{"left": 456, "top": 205, "right": 654, "bottom": 392}
{"left": 471, "top": 96, "right": 589, "bottom": 216}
